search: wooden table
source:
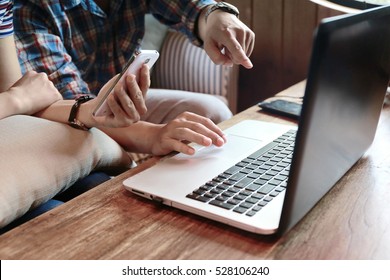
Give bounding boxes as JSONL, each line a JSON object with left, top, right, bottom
{"left": 1, "top": 82, "right": 389, "bottom": 260}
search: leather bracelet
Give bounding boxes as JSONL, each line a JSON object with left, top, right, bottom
{"left": 68, "top": 96, "right": 93, "bottom": 130}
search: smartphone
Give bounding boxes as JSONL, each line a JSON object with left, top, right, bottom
{"left": 93, "top": 50, "right": 160, "bottom": 117}
{"left": 258, "top": 99, "right": 302, "bottom": 120}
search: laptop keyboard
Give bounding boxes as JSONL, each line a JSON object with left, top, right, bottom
{"left": 186, "top": 130, "right": 296, "bottom": 217}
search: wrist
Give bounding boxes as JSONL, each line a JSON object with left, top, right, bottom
{"left": 204, "top": 2, "right": 239, "bottom": 23}
{"left": 4, "top": 88, "right": 23, "bottom": 115}
{"left": 68, "top": 96, "right": 94, "bottom": 130}
{"left": 0, "top": 90, "right": 18, "bottom": 119}
{"left": 77, "top": 101, "right": 96, "bottom": 129}
{"left": 197, "top": 2, "right": 240, "bottom": 44}
{"left": 197, "top": 5, "right": 209, "bottom": 43}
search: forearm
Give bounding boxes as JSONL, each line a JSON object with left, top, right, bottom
{"left": 196, "top": 4, "right": 209, "bottom": 43}
{"left": 100, "top": 122, "right": 161, "bottom": 154}
{"left": 34, "top": 99, "right": 74, "bottom": 124}
{"left": 0, "top": 36, "right": 22, "bottom": 92}
{"left": 0, "top": 91, "right": 18, "bottom": 119}
{"left": 36, "top": 101, "right": 159, "bottom": 154}
{"left": 36, "top": 99, "right": 98, "bottom": 128}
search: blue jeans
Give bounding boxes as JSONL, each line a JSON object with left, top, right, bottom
{"left": 0, "top": 172, "right": 111, "bottom": 235}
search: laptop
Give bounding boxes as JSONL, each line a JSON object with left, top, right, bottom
{"left": 123, "top": 6, "right": 390, "bottom": 235}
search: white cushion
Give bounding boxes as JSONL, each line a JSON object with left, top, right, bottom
{"left": 142, "top": 14, "right": 169, "bottom": 52}
{"left": 0, "top": 115, "right": 132, "bottom": 228}
{"left": 151, "top": 30, "right": 231, "bottom": 104}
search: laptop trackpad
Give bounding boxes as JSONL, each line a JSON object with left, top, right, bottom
{"left": 125, "top": 134, "right": 265, "bottom": 198}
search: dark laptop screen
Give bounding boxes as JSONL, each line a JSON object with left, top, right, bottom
{"left": 279, "top": 6, "right": 390, "bottom": 235}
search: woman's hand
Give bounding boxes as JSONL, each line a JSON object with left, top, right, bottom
{"left": 150, "top": 112, "right": 227, "bottom": 156}
{"left": 5, "top": 71, "right": 62, "bottom": 116}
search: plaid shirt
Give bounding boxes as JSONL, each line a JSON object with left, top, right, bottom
{"left": 14, "top": 0, "right": 214, "bottom": 99}
{"left": 0, "top": 0, "right": 13, "bottom": 38}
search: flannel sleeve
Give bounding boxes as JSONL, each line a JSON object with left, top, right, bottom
{"left": 148, "top": 0, "right": 215, "bottom": 46}
{"left": 13, "top": 3, "right": 92, "bottom": 99}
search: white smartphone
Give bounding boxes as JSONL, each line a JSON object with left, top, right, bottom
{"left": 93, "top": 50, "right": 160, "bottom": 117}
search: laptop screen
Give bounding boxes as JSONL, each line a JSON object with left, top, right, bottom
{"left": 278, "top": 6, "right": 390, "bottom": 234}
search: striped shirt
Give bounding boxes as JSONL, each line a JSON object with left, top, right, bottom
{"left": 13, "top": 0, "right": 214, "bottom": 99}
{"left": 0, "top": 0, "right": 13, "bottom": 38}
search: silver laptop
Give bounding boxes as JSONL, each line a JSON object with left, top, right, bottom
{"left": 123, "top": 6, "right": 390, "bottom": 235}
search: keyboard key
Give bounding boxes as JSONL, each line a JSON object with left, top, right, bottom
{"left": 265, "top": 170, "right": 278, "bottom": 177}
{"left": 247, "top": 164, "right": 259, "bottom": 170}
{"left": 210, "top": 188, "right": 224, "bottom": 194}
{"left": 222, "top": 179, "right": 235, "bottom": 186}
{"left": 217, "top": 173, "right": 229, "bottom": 179}
{"left": 245, "top": 183, "right": 261, "bottom": 192}
{"left": 240, "top": 168, "right": 252, "bottom": 174}
{"left": 236, "top": 162, "right": 248, "bottom": 168}
{"left": 200, "top": 185, "right": 213, "bottom": 191}
{"left": 204, "top": 192, "right": 217, "bottom": 198}
{"left": 224, "top": 166, "right": 242, "bottom": 175}
{"left": 260, "top": 174, "right": 273, "bottom": 181}
{"left": 253, "top": 168, "right": 267, "bottom": 175}
{"left": 251, "top": 193, "right": 264, "bottom": 200}
{"left": 269, "top": 191, "right": 280, "bottom": 197}
{"left": 234, "top": 194, "right": 247, "bottom": 200}
{"left": 258, "top": 201, "right": 268, "bottom": 207}
{"left": 213, "top": 177, "right": 224, "bottom": 183}
{"left": 230, "top": 172, "right": 246, "bottom": 181}
{"left": 239, "top": 202, "right": 253, "bottom": 209}
{"left": 209, "top": 200, "right": 235, "bottom": 210}
{"left": 228, "top": 186, "right": 241, "bottom": 193}
{"left": 233, "top": 207, "right": 247, "bottom": 214}
{"left": 216, "top": 184, "right": 230, "bottom": 190}
{"left": 239, "top": 190, "right": 252, "bottom": 197}
{"left": 227, "top": 198, "right": 241, "bottom": 205}
{"left": 206, "top": 181, "right": 219, "bottom": 187}
{"left": 277, "top": 162, "right": 290, "bottom": 168}
{"left": 254, "top": 179, "right": 267, "bottom": 185}
{"left": 280, "top": 170, "right": 290, "bottom": 176}
{"left": 280, "top": 181, "right": 288, "bottom": 188}
{"left": 269, "top": 179, "right": 282, "bottom": 186}
{"left": 186, "top": 194, "right": 210, "bottom": 203}
{"left": 247, "top": 173, "right": 259, "bottom": 179}
{"left": 235, "top": 177, "right": 253, "bottom": 188}
{"left": 246, "top": 210, "right": 257, "bottom": 217}
{"left": 258, "top": 184, "right": 275, "bottom": 194}
{"left": 193, "top": 188, "right": 206, "bottom": 195}
{"left": 245, "top": 197, "right": 260, "bottom": 204}
{"left": 275, "top": 174, "right": 288, "bottom": 181}
{"left": 271, "top": 166, "right": 284, "bottom": 172}
{"left": 222, "top": 191, "right": 235, "bottom": 197}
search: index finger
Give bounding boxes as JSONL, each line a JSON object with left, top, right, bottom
{"left": 180, "top": 112, "right": 227, "bottom": 143}
{"left": 221, "top": 33, "right": 253, "bottom": 69}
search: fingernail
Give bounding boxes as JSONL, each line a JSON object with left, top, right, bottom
{"left": 245, "top": 59, "right": 253, "bottom": 68}
{"left": 203, "top": 138, "right": 212, "bottom": 146}
{"left": 187, "top": 147, "right": 195, "bottom": 155}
